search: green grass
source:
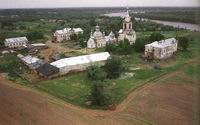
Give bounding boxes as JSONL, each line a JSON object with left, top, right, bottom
{"left": 185, "top": 64, "right": 200, "bottom": 77}
{"left": 35, "top": 73, "right": 91, "bottom": 107}
{"left": 33, "top": 30, "right": 200, "bottom": 108}
{"left": 0, "top": 29, "right": 197, "bottom": 109}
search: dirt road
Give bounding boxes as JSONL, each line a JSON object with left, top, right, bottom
{"left": 0, "top": 61, "right": 199, "bottom": 125}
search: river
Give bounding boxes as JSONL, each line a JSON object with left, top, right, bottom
{"left": 104, "top": 12, "right": 200, "bottom": 32}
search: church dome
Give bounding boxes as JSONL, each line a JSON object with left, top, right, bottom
{"left": 93, "top": 31, "right": 103, "bottom": 38}
{"left": 93, "top": 25, "right": 103, "bottom": 38}
{"left": 109, "top": 31, "right": 115, "bottom": 38}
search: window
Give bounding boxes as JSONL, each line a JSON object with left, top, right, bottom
{"left": 124, "top": 24, "right": 127, "bottom": 29}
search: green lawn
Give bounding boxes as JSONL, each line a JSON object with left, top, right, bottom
{"left": 35, "top": 30, "right": 199, "bottom": 108}
{"left": 35, "top": 73, "right": 91, "bottom": 106}
{"left": 1, "top": 30, "right": 198, "bottom": 109}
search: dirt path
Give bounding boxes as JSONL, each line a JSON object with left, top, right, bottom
{"left": 39, "top": 40, "right": 96, "bottom": 62}
{"left": 0, "top": 59, "right": 199, "bottom": 125}
{"left": 116, "top": 58, "right": 199, "bottom": 112}
{"left": 0, "top": 74, "right": 145, "bottom": 125}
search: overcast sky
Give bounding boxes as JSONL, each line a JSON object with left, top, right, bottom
{"left": 0, "top": 0, "right": 199, "bottom": 9}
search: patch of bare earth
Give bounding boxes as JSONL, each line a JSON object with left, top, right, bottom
{"left": 121, "top": 66, "right": 200, "bottom": 125}
{"left": 0, "top": 60, "right": 199, "bottom": 125}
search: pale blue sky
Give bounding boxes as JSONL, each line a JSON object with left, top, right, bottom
{"left": 0, "top": 0, "right": 199, "bottom": 9}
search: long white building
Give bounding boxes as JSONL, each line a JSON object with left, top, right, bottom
{"left": 145, "top": 38, "right": 178, "bottom": 59}
{"left": 53, "top": 28, "right": 83, "bottom": 42}
{"left": 4, "top": 37, "right": 28, "bottom": 48}
{"left": 51, "top": 52, "right": 110, "bottom": 75}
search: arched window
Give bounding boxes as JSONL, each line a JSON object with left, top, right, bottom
{"left": 124, "top": 24, "right": 127, "bottom": 30}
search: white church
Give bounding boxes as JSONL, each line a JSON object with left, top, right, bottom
{"left": 87, "top": 7, "right": 136, "bottom": 49}
{"left": 87, "top": 25, "right": 116, "bottom": 49}
{"left": 118, "top": 7, "right": 137, "bottom": 44}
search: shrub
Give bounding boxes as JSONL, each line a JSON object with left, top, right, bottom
{"left": 19, "top": 25, "right": 26, "bottom": 30}
{"left": 104, "top": 56, "right": 123, "bottom": 79}
{"left": 27, "top": 31, "right": 44, "bottom": 41}
{"left": 149, "top": 32, "right": 165, "bottom": 42}
{"left": 105, "top": 39, "right": 132, "bottom": 55}
{"left": 90, "top": 81, "right": 110, "bottom": 106}
{"left": 87, "top": 65, "right": 107, "bottom": 81}
{"left": 105, "top": 43, "right": 117, "bottom": 53}
{"left": 176, "top": 36, "right": 189, "bottom": 51}
{"left": 133, "top": 37, "right": 149, "bottom": 52}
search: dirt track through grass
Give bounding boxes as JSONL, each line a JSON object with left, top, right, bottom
{"left": 0, "top": 59, "right": 199, "bottom": 125}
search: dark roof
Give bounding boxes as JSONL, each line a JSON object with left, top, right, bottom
{"left": 36, "top": 63, "right": 59, "bottom": 77}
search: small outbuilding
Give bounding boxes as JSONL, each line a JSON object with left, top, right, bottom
{"left": 36, "top": 63, "right": 59, "bottom": 78}
{"left": 26, "top": 43, "right": 48, "bottom": 53}
{"left": 17, "top": 54, "right": 44, "bottom": 70}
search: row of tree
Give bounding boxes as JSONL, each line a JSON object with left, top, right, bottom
{"left": 87, "top": 56, "right": 123, "bottom": 106}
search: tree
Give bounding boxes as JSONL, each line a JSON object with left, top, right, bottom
{"left": 78, "top": 38, "right": 87, "bottom": 48}
{"left": 104, "top": 56, "right": 123, "bottom": 79}
{"left": 105, "top": 43, "right": 117, "bottom": 53}
{"left": 87, "top": 65, "right": 107, "bottom": 81}
{"left": 89, "top": 18, "right": 96, "bottom": 27}
{"left": 90, "top": 81, "right": 109, "bottom": 106}
{"left": 1, "top": 22, "right": 15, "bottom": 29}
{"left": 70, "top": 34, "right": 78, "bottom": 41}
{"left": 134, "top": 37, "right": 149, "bottom": 52}
{"left": 149, "top": 32, "right": 165, "bottom": 42}
{"left": 19, "top": 25, "right": 26, "bottom": 30}
{"left": 105, "top": 39, "right": 132, "bottom": 55}
{"left": 27, "top": 31, "right": 44, "bottom": 41}
{"left": 117, "top": 39, "right": 132, "bottom": 55}
{"left": 177, "top": 36, "right": 189, "bottom": 50}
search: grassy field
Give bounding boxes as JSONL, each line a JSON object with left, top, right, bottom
{"left": 34, "top": 31, "right": 199, "bottom": 108}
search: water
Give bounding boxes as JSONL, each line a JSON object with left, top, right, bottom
{"left": 104, "top": 12, "right": 200, "bottom": 32}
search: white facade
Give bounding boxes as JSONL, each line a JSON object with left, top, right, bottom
{"left": 145, "top": 38, "right": 178, "bottom": 59}
{"left": 53, "top": 28, "right": 83, "bottom": 42}
{"left": 118, "top": 8, "right": 136, "bottom": 44}
{"left": 51, "top": 52, "right": 110, "bottom": 75}
{"left": 4, "top": 37, "right": 28, "bottom": 48}
{"left": 87, "top": 25, "right": 116, "bottom": 49}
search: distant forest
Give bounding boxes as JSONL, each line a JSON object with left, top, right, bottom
{"left": 0, "top": 7, "right": 199, "bottom": 24}
{"left": 133, "top": 9, "right": 200, "bottom": 25}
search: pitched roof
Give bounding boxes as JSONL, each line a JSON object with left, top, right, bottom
{"left": 51, "top": 52, "right": 110, "bottom": 68}
{"left": 145, "top": 38, "right": 177, "bottom": 48}
{"left": 36, "top": 63, "right": 59, "bottom": 77}
{"left": 5, "top": 37, "right": 28, "bottom": 43}
{"left": 55, "top": 28, "right": 83, "bottom": 35}
{"left": 17, "top": 54, "right": 44, "bottom": 69}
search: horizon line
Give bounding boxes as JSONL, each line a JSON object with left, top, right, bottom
{"left": 0, "top": 6, "right": 200, "bottom": 10}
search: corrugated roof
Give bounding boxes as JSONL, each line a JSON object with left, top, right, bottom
{"left": 18, "top": 54, "right": 40, "bottom": 64}
{"left": 5, "top": 37, "right": 28, "bottom": 43}
{"left": 145, "top": 38, "right": 177, "bottom": 48}
{"left": 31, "top": 43, "right": 47, "bottom": 47}
{"left": 51, "top": 52, "right": 110, "bottom": 68}
{"left": 36, "top": 63, "right": 59, "bottom": 77}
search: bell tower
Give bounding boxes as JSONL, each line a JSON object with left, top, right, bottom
{"left": 123, "top": 6, "right": 132, "bottom": 31}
